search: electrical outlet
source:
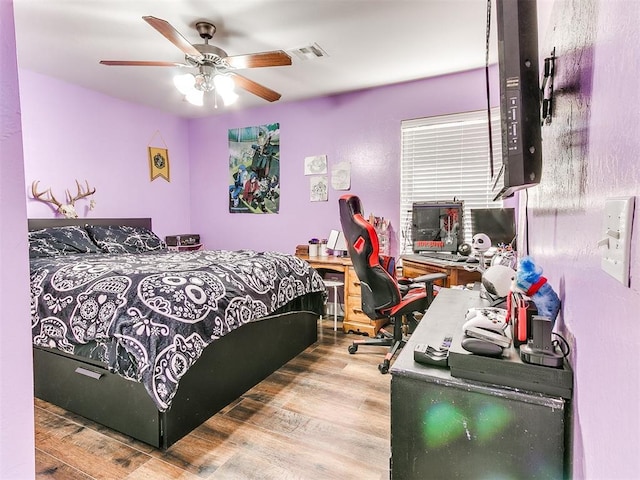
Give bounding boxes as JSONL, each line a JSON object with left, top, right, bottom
{"left": 600, "top": 197, "right": 635, "bottom": 286}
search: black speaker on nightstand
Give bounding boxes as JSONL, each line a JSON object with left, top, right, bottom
{"left": 165, "top": 234, "right": 201, "bottom": 251}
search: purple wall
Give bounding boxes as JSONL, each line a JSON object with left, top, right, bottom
{"left": 0, "top": 0, "right": 35, "bottom": 477}
{"left": 6, "top": 0, "right": 639, "bottom": 477}
{"left": 19, "top": 71, "right": 192, "bottom": 240}
{"left": 188, "top": 69, "right": 498, "bottom": 255}
{"left": 527, "top": 1, "right": 640, "bottom": 478}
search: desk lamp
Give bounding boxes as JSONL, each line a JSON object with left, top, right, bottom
{"left": 327, "top": 229, "right": 348, "bottom": 256}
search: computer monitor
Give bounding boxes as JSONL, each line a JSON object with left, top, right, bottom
{"left": 411, "top": 201, "right": 464, "bottom": 253}
{"left": 470, "top": 207, "right": 517, "bottom": 249}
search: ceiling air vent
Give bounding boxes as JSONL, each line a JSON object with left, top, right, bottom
{"left": 288, "top": 43, "right": 328, "bottom": 61}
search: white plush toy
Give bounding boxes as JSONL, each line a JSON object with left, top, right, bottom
{"left": 482, "top": 264, "right": 516, "bottom": 299}
{"left": 472, "top": 233, "right": 491, "bottom": 256}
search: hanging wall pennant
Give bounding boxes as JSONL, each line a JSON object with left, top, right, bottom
{"left": 148, "top": 130, "right": 170, "bottom": 182}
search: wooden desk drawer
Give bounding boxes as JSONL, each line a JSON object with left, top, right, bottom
{"left": 402, "top": 258, "right": 481, "bottom": 288}
{"left": 403, "top": 263, "right": 448, "bottom": 280}
{"left": 345, "top": 295, "right": 368, "bottom": 321}
{"left": 345, "top": 267, "right": 361, "bottom": 297}
{"left": 344, "top": 294, "right": 387, "bottom": 336}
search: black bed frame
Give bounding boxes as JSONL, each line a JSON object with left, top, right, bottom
{"left": 29, "top": 218, "right": 319, "bottom": 448}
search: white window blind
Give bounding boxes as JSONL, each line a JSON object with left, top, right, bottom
{"left": 400, "top": 108, "right": 503, "bottom": 254}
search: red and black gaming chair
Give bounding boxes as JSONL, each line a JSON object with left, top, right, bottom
{"left": 339, "top": 194, "right": 447, "bottom": 373}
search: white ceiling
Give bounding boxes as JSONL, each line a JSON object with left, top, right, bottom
{"left": 13, "top": 0, "right": 500, "bottom": 119}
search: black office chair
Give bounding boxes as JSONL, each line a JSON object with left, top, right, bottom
{"left": 339, "top": 194, "right": 447, "bottom": 373}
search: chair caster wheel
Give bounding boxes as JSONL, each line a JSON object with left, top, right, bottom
{"left": 378, "top": 362, "right": 389, "bottom": 374}
{"left": 348, "top": 344, "right": 358, "bottom": 354}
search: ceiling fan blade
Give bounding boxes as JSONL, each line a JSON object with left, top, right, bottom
{"left": 142, "top": 16, "right": 202, "bottom": 58}
{"left": 225, "top": 51, "right": 292, "bottom": 69}
{"left": 230, "top": 73, "right": 282, "bottom": 102}
{"left": 100, "top": 60, "right": 185, "bottom": 67}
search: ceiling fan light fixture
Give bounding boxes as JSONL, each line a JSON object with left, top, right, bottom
{"left": 220, "top": 91, "right": 239, "bottom": 106}
{"left": 195, "top": 72, "right": 215, "bottom": 92}
{"left": 185, "top": 89, "right": 204, "bottom": 106}
{"left": 213, "top": 74, "right": 235, "bottom": 95}
{"left": 173, "top": 73, "right": 196, "bottom": 95}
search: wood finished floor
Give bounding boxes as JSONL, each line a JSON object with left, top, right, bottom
{"left": 34, "top": 319, "right": 392, "bottom": 480}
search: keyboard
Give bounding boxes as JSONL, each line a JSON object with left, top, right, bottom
{"left": 417, "top": 252, "right": 468, "bottom": 262}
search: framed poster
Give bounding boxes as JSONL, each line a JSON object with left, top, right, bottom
{"left": 228, "top": 123, "right": 280, "bottom": 213}
{"left": 148, "top": 147, "right": 170, "bottom": 182}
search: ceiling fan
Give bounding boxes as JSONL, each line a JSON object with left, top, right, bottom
{"left": 100, "top": 16, "right": 292, "bottom": 106}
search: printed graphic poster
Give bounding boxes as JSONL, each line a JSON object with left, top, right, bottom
{"left": 228, "top": 123, "right": 280, "bottom": 214}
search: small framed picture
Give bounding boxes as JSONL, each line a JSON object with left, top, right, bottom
{"left": 148, "top": 147, "right": 170, "bottom": 182}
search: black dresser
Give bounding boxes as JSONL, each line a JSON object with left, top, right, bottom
{"left": 390, "top": 288, "right": 571, "bottom": 479}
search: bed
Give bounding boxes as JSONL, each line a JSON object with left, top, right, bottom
{"left": 28, "top": 217, "right": 325, "bottom": 448}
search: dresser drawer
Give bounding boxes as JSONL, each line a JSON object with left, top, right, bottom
{"left": 33, "top": 347, "right": 161, "bottom": 447}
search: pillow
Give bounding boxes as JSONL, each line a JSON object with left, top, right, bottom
{"left": 28, "top": 225, "right": 100, "bottom": 258}
{"left": 28, "top": 236, "right": 67, "bottom": 258}
{"left": 85, "top": 224, "right": 166, "bottom": 254}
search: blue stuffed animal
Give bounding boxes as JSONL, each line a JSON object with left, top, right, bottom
{"left": 513, "top": 256, "right": 561, "bottom": 325}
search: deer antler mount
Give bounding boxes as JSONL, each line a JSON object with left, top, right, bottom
{"left": 31, "top": 180, "right": 96, "bottom": 218}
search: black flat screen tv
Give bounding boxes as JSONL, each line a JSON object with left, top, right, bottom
{"left": 470, "top": 207, "right": 517, "bottom": 249}
{"left": 492, "top": 0, "right": 543, "bottom": 200}
{"left": 411, "top": 201, "right": 464, "bottom": 253}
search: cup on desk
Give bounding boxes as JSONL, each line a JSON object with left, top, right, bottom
{"left": 319, "top": 241, "right": 328, "bottom": 257}
{"left": 309, "top": 243, "right": 319, "bottom": 256}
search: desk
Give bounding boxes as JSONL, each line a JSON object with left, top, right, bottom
{"left": 401, "top": 254, "right": 482, "bottom": 287}
{"left": 296, "top": 254, "right": 386, "bottom": 336}
{"left": 389, "top": 289, "right": 569, "bottom": 479}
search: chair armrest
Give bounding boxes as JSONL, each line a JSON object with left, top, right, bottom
{"left": 399, "top": 273, "right": 447, "bottom": 284}
{"left": 411, "top": 272, "right": 448, "bottom": 284}
{"left": 409, "top": 272, "right": 448, "bottom": 305}
{"left": 398, "top": 273, "right": 448, "bottom": 286}
{"left": 399, "top": 273, "right": 448, "bottom": 304}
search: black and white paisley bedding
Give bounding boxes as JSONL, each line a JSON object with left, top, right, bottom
{"left": 30, "top": 249, "right": 326, "bottom": 411}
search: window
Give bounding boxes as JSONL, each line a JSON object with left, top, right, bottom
{"left": 400, "top": 108, "right": 502, "bottom": 254}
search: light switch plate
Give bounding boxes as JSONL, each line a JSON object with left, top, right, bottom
{"left": 601, "top": 196, "right": 635, "bottom": 286}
